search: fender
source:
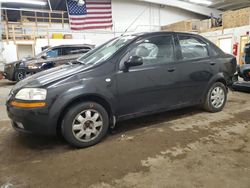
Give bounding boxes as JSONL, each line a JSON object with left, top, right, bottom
{"left": 47, "top": 80, "right": 116, "bottom": 133}
{"left": 201, "top": 72, "right": 229, "bottom": 102}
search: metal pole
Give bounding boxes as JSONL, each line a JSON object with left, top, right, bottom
{"left": 122, "top": 6, "right": 148, "bottom": 35}
{"left": 47, "top": 0, "right": 52, "bottom": 12}
{"left": 0, "top": 2, "right": 4, "bottom": 72}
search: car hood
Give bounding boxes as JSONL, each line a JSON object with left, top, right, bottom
{"left": 24, "top": 58, "right": 49, "bottom": 66}
{"left": 5, "top": 60, "right": 21, "bottom": 65}
{"left": 13, "top": 64, "right": 94, "bottom": 90}
{"left": 6, "top": 57, "right": 35, "bottom": 65}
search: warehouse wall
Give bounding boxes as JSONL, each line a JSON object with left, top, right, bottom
{"left": 201, "top": 25, "right": 250, "bottom": 64}
{"left": 36, "top": 0, "right": 205, "bottom": 45}
{"left": 2, "top": 0, "right": 204, "bottom": 63}
{"left": 112, "top": 0, "right": 205, "bottom": 33}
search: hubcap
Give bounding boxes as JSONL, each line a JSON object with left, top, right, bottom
{"left": 17, "top": 72, "right": 24, "bottom": 80}
{"left": 72, "top": 110, "right": 103, "bottom": 142}
{"left": 210, "top": 86, "right": 225, "bottom": 109}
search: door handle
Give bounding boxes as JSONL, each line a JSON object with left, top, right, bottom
{"left": 167, "top": 67, "right": 175, "bottom": 72}
{"left": 210, "top": 62, "right": 216, "bottom": 65}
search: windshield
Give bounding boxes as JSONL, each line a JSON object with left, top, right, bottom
{"left": 78, "top": 35, "right": 136, "bottom": 65}
{"left": 36, "top": 47, "right": 52, "bottom": 58}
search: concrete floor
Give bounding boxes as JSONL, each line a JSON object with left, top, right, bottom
{"left": 0, "top": 80, "right": 250, "bottom": 188}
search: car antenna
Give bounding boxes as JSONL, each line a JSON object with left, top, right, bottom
{"left": 121, "top": 7, "right": 148, "bottom": 36}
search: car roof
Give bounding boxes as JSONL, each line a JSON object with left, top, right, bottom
{"left": 128, "top": 31, "right": 200, "bottom": 38}
{"left": 51, "top": 44, "right": 95, "bottom": 48}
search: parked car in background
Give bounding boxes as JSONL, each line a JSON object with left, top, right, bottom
{"left": 232, "top": 42, "right": 250, "bottom": 92}
{"left": 235, "top": 43, "right": 250, "bottom": 82}
{"left": 242, "top": 42, "right": 250, "bottom": 65}
{"left": 237, "top": 64, "right": 250, "bottom": 81}
{"left": 3, "top": 44, "right": 94, "bottom": 82}
{"left": 6, "top": 32, "right": 236, "bottom": 148}
{"left": 237, "top": 42, "right": 250, "bottom": 81}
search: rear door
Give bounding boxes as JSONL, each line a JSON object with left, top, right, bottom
{"left": 174, "top": 34, "right": 215, "bottom": 104}
{"left": 115, "top": 34, "right": 181, "bottom": 117}
{"left": 55, "top": 47, "right": 81, "bottom": 65}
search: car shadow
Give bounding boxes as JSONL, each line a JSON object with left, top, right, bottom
{"left": 0, "top": 80, "right": 16, "bottom": 87}
{"left": 111, "top": 106, "right": 202, "bottom": 135}
{"left": 7, "top": 131, "right": 67, "bottom": 150}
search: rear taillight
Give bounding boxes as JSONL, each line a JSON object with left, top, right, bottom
{"left": 247, "top": 71, "right": 250, "bottom": 77}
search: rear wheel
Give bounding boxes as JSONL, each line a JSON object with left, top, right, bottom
{"left": 61, "top": 102, "right": 109, "bottom": 148}
{"left": 203, "top": 82, "right": 227, "bottom": 112}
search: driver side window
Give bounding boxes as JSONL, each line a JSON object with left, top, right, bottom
{"left": 46, "top": 48, "right": 62, "bottom": 58}
{"left": 120, "top": 35, "right": 174, "bottom": 69}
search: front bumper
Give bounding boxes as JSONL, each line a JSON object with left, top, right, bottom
{"left": 6, "top": 103, "right": 58, "bottom": 136}
{"left": 4, "top": 65, "right": 15, "bottom": 81}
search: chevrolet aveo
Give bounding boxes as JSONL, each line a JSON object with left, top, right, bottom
{"left": 6, "top": 32, "right": 237, "bottom": 148}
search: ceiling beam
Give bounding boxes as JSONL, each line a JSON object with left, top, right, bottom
{"left": 214, "top": 2, "right": 250, "bottom": 10}
{"left": 47, "top": 0, "right": 52, "bottom": 12}
{"left": 0, "top": 7, "right": 66, "bottom": 14}
{"left": 137, "top": 0, "right": 222, "bottom": 18}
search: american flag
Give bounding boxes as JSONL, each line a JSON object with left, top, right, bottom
{"left": 66, "top": 0, "right": 113, "bottom": 30}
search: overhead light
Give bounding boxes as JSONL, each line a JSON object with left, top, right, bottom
{"left": 73, "top": 0, "right": 85, "bottom": 6}
{"left": 189, "top": 0, "right": 212, "bottom": 6}
{"left": 0, "top": 0, "right": 47, "bottom": 6}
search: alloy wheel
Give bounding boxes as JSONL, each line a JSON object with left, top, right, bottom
{"left": 72, "top": 109, "right": 103, "bottom": 142}
{"left": 17, "top": 72, "right": 24, "bottom": 81}
{"left": 210, "top": 86, "right": 225, "bottom": 109}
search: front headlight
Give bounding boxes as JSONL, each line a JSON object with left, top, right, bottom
{"left": 5, "top": 64, "right": 12, "bottom": 68}
{"left": 28, "top": 64, "right": 39, "bottom": 69}
{"left": 15, "top": 88, "right": 47, "bottom": 100}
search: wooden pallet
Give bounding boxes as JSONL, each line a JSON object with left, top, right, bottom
{"left": 161, "top": 19, "right": 200, "bottom": 32}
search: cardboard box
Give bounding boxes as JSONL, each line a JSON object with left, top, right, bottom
{"left": 161, "top": 19, "right": 200, "bottom": 32}
{"left": 223, "top": 7, "right": 250, "bottom": 29}
{"left": 64, "top": 34, "right": 73, "bottom": 39}
{"left": 52, "top": 33, "right": 63, "bottom": 39}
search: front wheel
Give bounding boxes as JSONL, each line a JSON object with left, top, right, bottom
{"left": 61, "top": 102, "right": 109, "bottom": 148}
{"left": 14, "top": 69, "right": 26, "bottom": 82}
{"left": 203, "top": 82, "right": 227, "bottom": 113}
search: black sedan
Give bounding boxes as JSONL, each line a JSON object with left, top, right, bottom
{"left": 6, "top": 32, "right": 236, "bottom": 148}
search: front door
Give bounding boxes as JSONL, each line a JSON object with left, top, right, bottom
{"left": 115, "top": 35, "right": 181, "bottom": 118}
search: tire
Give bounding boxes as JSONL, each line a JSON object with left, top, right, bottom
{"left": 203, "top": 82, "right": 227, "bottom": 113}
{"left": 61, "top": 102, "right": 109, "bottom": 148}
{"left": 14, "top": 69, "right": 26, "bottom": 82}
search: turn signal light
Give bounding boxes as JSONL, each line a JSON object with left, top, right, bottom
{"left": 10, "top": 101, "right": 46, "bottom": 108}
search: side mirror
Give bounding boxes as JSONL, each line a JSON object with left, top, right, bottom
{"left": 124, "top": 56, "right": 143, "bottom": 70}
{"left": 41, "top": 55, "right": 47, "bottom": 60}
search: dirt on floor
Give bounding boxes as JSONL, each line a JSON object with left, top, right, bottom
{"left": 0, "top": 80, "right": 250, "bottom": 188}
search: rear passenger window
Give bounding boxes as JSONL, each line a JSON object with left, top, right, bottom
{"left": 62, "top": 47, "right": 91, "bottom": 55}
{"left": 62, "top": 47, "right": 79, "bottom": 55}
{"left": 178, "top": 35, "right": 209, "bottom": 60}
